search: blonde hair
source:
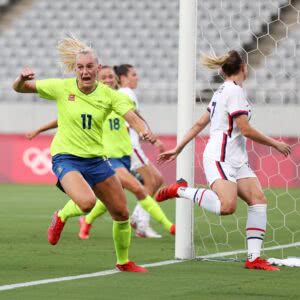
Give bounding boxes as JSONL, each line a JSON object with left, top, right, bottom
{"left": 201, "top": 53, "right": 230, "bottom": 70}
{"left": 57, "top": 34, "right": 98, "bottom": 73}
{"left": 201, "top": 50, "right": 243, "bottom": 76}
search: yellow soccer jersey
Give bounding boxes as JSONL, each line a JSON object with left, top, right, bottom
{"left": 36, "top": 78, "right": 134, "bottom": 158}
{"left": 102, "top": 110, "right": 133, "bottom": 158}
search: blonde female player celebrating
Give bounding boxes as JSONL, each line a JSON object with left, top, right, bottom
{"left": 27, "top": 66, "right": 175, "bottom": 240}
{"left": 13, "top": 36, "right": 154, "bottom": 272}
{"left": 156, "top": 50, "right": 291, "bottom": 271}
{"left": 114, "top": 64, "right": 168, "bottom": 237}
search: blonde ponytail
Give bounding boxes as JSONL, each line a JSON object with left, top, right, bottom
{"left": 201, "top": 53, "right": 230, "bottom": 70}
{"left": 57, "top": 34, "right": 98, "bottom": 73}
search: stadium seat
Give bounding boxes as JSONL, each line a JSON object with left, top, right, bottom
{"left": 0, "top": 0, "right": 297, "bottom": 104}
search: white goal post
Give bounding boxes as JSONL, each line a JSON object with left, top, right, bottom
{"left": 175, "top": 0, "right": 198, "bottom": 260}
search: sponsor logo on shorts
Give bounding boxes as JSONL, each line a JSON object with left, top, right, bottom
{"left": 57, "top": 166, "right": 63, "bottom": 175}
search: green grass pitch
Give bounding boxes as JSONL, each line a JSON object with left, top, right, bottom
{"left": 0, "top": 184, "right": 300, "bottom": 300}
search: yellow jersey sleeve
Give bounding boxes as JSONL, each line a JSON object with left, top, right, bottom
{"left": 108, "top": 88, "right": 135, "bottom": 116}
{"left": 36, "top": 78, "right": 64, "bottom": 100}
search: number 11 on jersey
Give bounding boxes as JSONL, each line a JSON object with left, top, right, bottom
{"left": 81, "top": 114, "right": 92, "bottom": 129}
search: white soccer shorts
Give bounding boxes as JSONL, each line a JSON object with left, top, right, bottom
{"left": 130, "top": 146, "right": 149, "bottom": 171}
{"left": 203, "top": 157, "right": 256, "bottom": 186}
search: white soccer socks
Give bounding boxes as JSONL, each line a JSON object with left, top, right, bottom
{"left": 246, "top": 204, "right": 267, "bottom": 262}
{"left": 177, "top": 187, "right": 221, "bottom": 215}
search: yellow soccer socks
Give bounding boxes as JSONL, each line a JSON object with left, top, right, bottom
{"left": 139, "top": 195, "right": 173, "bottom": 232}
{"left": 113, "top": 220, "right": 131, "bottom": 265}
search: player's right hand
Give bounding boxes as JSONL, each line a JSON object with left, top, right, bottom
{"left": 275, "top": 141, "right": 291, "bottom": 157}
{"left": 20, "top": 67, "right": 35, "bottom": 81}
{"left": 25, "top": 130, "right": 39, "bottom": 140}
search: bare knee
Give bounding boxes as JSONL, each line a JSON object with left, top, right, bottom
{"left": 248, "top": 192, "right": 267, "bottom": 206}
{"left": 112, "top": 207, "right": 129, "bottom": 221}
{"left": 221, "top": 205, "right": 236, "bottom": 215}
{"left": 220, "top": 199, "right": 237, "bottom": 215}
{"left": 78, "top": 196, "right": 96, "bottom": 213}
{"left": 129, "top": 182, "right": 147, "bottom": 199}
{"left": 134, "top": 187, "right": 147, "bottom": 200}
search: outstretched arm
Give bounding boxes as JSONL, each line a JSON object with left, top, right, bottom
{"left": 134, "top": 110, "right": 165, "bottom": 153}
{"left": 26, "top": 119, "right": 58, "bottom": 140}
{"left": 158, "top": 111, "right": 211, "bottom": 163}
{"left": 235, "top": 115, "right": 291, "bottom": 156}
{"left": 13, "top": 67, "right": 37, "bottom": 93}
{"left": 123, "top": 110, "right": 156, "bottom": 144}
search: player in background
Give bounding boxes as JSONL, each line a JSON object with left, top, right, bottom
{"left": 13, "top": 35, "right": 154, "bottom": 272}
{"left": 156, "top": 50, "right": 291, "bottom": 271}
{"left": 26, "top": 66, "right": 175, "bottom": 239}
{"left": 114, "top": 64, "right": 167, "bottom": 237}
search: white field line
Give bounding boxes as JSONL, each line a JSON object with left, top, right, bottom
{"left": 196, "top": 241, "right": 300, "bottom": 259}
{"left": 0, "top": 242, "right": 299, "bottom": 292}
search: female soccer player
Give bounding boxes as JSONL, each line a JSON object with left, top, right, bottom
{"left": 156, "top": 50, "right": 291, "bottom": 271}
{"left": 27, "top": 66, "right": 175, "bottom": 239}
{"left": 114, "top": 64, "right": 167, "bottom": 237}
{"left": 79, "top": 66, "right": 173, "bottom": 239}
{"left": 13, "top": 36, "right": 154, "bottom": 272}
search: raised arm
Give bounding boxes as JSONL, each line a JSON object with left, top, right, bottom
{"left": 13, "top": 67, "right": 37, "bottom": 93}
{"left": 25, "top": 119, "right": 58, "bottom": 140}
{"left": 158, "top": 111, "right": 211, "bottom": 163}
{"left": 123, "top": 110, "right": 156, "bottom": 144}
{"left": 235, "top": 115, "right": 291, "bottom": 156}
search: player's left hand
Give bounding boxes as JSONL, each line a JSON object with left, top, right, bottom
{"left": 157, "top": 148, "right": 178, "bottom": 164}
{"left": 274, "top": 141, "right": 291, "bottom": 157}
{"left": 140, "top": 130, "right": 156, "bottom": 144}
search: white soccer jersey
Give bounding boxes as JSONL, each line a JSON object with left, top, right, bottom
{"left": 118, "top": 87, "right": 140, "bottom": 148}
{"left": 203, "top": 80, "right": 251, "bottom": 167}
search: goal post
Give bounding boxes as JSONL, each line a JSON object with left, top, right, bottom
{"left": 175, "top": 0, "right": 198, "bottom": 260}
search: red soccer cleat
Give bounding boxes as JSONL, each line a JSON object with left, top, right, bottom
{"left": 78, "top": 217, "right": 92, "bottom": 240}
{"left": 169, "top": 224, "right": 176, "bottom": 235}
{"left": 116, "top": 261, "right": 148, "bottom": 273}
{"left": 245, "top": 257, "right": 280, "bottom": 271}
{"left": 48, "top": 211, "right": 65, "bottom": 245}
{"left": 155, "top": 178, "right": 188, "bottom": 202}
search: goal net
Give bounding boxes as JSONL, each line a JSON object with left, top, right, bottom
{"left": 179, "top": 0, "right": 300, "bottom": 260}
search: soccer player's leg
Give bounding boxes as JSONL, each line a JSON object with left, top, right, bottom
{"left": 130, "top": 171, "right": 162, "bottom": 236}
{"left": 111, "top": 157, "right": 157, "bottom": 237}
{"left": 130, "top": 153, "right": 173, "bottom": 235}
{"left": 93, "top": 173, "right": 147, "bottom": 272}
{"left": 131, "top": 204, "right": 162, "bottom": 238}
{"left": 116, "top": 167, "right": 174, "bottom": 235}
{"left": 79, "top": 200, "right": 107, "bottom": 239}
{"left": 49, "top": 171, "right": 96, "bottom": 245}
{"left": 158, "top": 160, "right": 238, "bottom": 216}
{"left": 238, "top": 175, "right": 279, "bottom": 271}
{"left": 136, "top": 161, "right": 164, "bottom": 197}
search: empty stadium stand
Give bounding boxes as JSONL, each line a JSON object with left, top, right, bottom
{"left": 0, "top": 0, "right": 298, "bottom": 104}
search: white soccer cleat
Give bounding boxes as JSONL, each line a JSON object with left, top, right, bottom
{"left": 136, "top": 226, "right": 162, "bottom": 238}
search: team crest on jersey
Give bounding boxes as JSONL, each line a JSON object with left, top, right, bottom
{"left": 68, "top": 94, "right": 75, "bottom": 101}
